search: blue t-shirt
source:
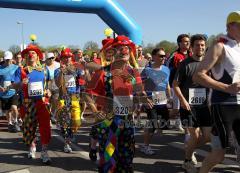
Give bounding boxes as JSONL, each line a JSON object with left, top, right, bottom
{"left": 0, "top": 64, "right": 18, "bottom": 99}
{"left": 54, "top": 67, "right": 83, "bottom": 94}
{"left": 141, "top": 65, "right": 170, "bottom": 96}
{"left": 14, "top": 67, "right": 49, "bottom": 99}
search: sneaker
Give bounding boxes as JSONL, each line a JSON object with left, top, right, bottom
{"left": 175, "top": 119, "right": 185, "bottom": 132}
{"left": 18, "top": 118, "right": 23, "bottom": 127}
{"left": 235, "top": 146, "right": 240, "bottom": 163}
{"left": 14, "top": 122, "right": 21, "bottom": 132}
{"left": 51, "top": 116, "right": 57, "bottom": 124}
{"left": 89, "top": 148, "right": 97, "bottom": 162}
{"left": 182, "top": 161, "right": 198, "bottom": 173}
{"left": 41, "top": 151, "right": 51, "bottom": 164}
{"left": 64, "top": 144, "right": 72, "bottom": 153}
{"left": 191, "top": 152, "right": 198, "bottom": 165}
{"left": 28, "top": 146, "right": 36, "bottom": 159}
{"left": 8, "top": 124, "right": 17, "bottom": 133}
{"left": 140, "top": 145, "right": 155, "bottom": 155}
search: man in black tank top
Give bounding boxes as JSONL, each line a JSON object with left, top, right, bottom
{"left": 193, "top": 11, "right": 240, "bottom": 173}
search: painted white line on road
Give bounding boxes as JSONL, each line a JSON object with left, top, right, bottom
{"left": 8, "top": 169, "right": 30, "bottom": 173}
{"left": 52, "top": 131, "right": 89, "bottom": 160}
{"left": 169, "top": 142, "right": 240, "bottom": 168}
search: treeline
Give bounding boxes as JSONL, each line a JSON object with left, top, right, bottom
{"left": 0, "top": 34, "right": 221, "bottom": 58}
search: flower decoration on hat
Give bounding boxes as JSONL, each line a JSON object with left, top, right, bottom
{"left": 60, "top": 48, "right": 74, "bottom": 58}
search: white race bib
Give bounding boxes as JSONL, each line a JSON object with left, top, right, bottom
{"left": 189, "top": 88, "right": 206, "bottom": 105}
{"left": 28, "top": 81, "right": 44, "bottom": 97}
{"left": 152, "top": 91, "right": 167, "bottom": 105}
{"left": 3, "top": 81, "right": 11, "bottom": 88}
{"left": 113, "top": 95, "right": 133, "bottom": 115}
{"left": 232, "top": 71, "right": 240, "bottom": 104}
{"left": 64, "top": 75, "right": 76, "bottom": 88}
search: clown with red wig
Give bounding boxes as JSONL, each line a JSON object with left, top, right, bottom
{"left": 54, "top": 48, "right": 84, "bottom": 153}
{"left": 86, "top": 35, "right": 152, "bottom": 172}
{"left": 13, "top": 44, "right": 52, "bottom": 164}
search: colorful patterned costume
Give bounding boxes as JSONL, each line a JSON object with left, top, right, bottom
{"left": 15, "top": 65, "right": 51, "bottom": 146}
{"left": 54, "top": 65, "right": 83, "bottom": 142}
{"left": 87, "top": 64, "right": 142, "bottom": 173}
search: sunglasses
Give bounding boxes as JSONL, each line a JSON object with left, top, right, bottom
{"left": 47, "top": 57, "right": 55, "bottom": 60}
{"left": 156, "top": 54, "right": 166, "bottom": 59}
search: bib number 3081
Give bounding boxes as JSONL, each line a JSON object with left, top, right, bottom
{"left": 189, "top": 88, "right": 206, "bottom": 105}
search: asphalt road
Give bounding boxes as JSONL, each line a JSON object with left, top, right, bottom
{"left": 0, "top": 117, "right": 239, "bottom": 173}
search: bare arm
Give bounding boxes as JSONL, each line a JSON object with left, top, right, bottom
{"left": 166, "top": 83, "right": 171, "bottom": 99}
{"left": 193, "top": 42, "right": 230, "bottom": 92}
{"left": 173, "top": 80, "right": 190, "bottom": 110}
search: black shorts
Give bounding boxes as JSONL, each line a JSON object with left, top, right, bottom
{"left": 211, "top": 104, "right": 240, "bottom": 148}
{"left": 180, "top": 105, "right": 212, "bottom": 128}
{"left": 1, "top": 94, "right": 19, "bottom": 111}
{"left": 145, "top": 105, "right": 169, "bottom": 133}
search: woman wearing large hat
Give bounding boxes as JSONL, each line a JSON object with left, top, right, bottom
{"left": 15, "top": 44, "right": 52, "bottom": 164}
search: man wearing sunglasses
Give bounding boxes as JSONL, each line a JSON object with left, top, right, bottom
{"left": 140, "top": 48, "right": 171, "bottom": 155}
{"left": 45, "top": 52, "right": 60, "bottom": 124}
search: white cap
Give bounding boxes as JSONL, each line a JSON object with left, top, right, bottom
{"left": 46, "top": 52, "right": 55, "bottom": 59}
{"left": 4, "top": 51, "right": 13, "bottom": 60}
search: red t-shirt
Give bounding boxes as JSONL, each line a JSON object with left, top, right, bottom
{"left": 86, "top": 65, "right": 142, "bottom": 110}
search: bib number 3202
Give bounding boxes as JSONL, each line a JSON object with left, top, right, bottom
{"left": 113, "top": 96, "right": 133, "bottom": 115}
{"left": 189, "top": 88, "right": 206, "bottom": 105}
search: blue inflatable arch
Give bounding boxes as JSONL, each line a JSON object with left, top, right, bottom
{"left": 0, "top": 0, "right": 142, "bottom": 45}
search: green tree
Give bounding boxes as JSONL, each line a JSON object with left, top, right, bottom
{"left": 143, "top": 43, "right": 155, "bottom": 55}
{"left": 0, "top": 50, "right": 4, "bottom": 58}
{"left": 155, "top": 40, "right": 177, "bottom": 54}
{"left": 83, "top": 41, "right": 99, "bottom": 52}
{"left": 8, "top": 45, "right": 21, "bottom": 55}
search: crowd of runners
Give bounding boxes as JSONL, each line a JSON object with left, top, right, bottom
{"left": 0, "top": 11, "right": 240, "bottom": 173}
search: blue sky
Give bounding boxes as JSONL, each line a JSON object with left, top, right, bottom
{"left": 0, "top": 0, "right": 239, "bottom": 50}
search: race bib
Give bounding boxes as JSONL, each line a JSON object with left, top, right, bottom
{"left": 232, "top": 71, "right": 240, "bottom": 104}
{"left": 64, "top": 75, "right": 76, "bottom": 88}
{"left": 3, "top": 81, "right": 11, "bottom": 88}
{"left": 152, "top": 91, "right": 167, "bottom": 105}
{"left": 233, "top": 71, "right": 240, "bottom": 83}
{"left": 189, "top": 88, "right": 206, "bottom": 105}
{"left": 28, "top": 81, "right": 44, "bottom": 97}
{"left": 113, "top": 95, "right": 133, "bottom": 115}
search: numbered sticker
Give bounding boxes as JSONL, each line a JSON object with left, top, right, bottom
{"left": 189, "top": 88, "right": 206, "bottom": 105}
{"left": 113, "top": 95, "right": 133, "bottom": 115}
{"left": 3, "top": 81, "right": 11, "bottom": 88}
{"left": 64, "top": 75, "right": 76, "bottom": 88}
{"left": 28, "top": 81, "right": 44, "bottom": 97}
{"left": 152, "top": 91, "right": 167, "bottom": 105}
{"left": 233, "top": 71, "right": 240, "bottom": 83}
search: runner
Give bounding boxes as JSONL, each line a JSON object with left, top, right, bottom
{"left": 0, "top": 51, "right": 20, "bottom": 132}
{"left": 86, "top": 35, "right": 152, "bottom": 172}
{"left": 88, "top": 37, "right": 115, "bottom": 162}
{"left": 54, "top": 48, "right": 83, "bottom": 153}
{"left": 45, "top": 52, "right": 60, "bottom": 124}
{"left": 173, "top": 34, "right": 212, "bottom": 173}
{"left": 193, "top": 11, "right": 240, "bottom": 173}
{"left": 13, "top": 45, "right": 52, "bottom": 164}
{"left": 167, "top": 34, "right": 191, "bottom": 132}
{"left": 140, "top": 48, "right": 171, "bottom": 155}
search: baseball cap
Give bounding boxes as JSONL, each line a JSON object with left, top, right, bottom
{"left": 227, "top": 11, "right": 240, "bottom": 25}
{"left": 4, "top": 51, "right": 13, "bottom": 60}
{"left": 46, "top": 52, "right": 55, "bottom": 59}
